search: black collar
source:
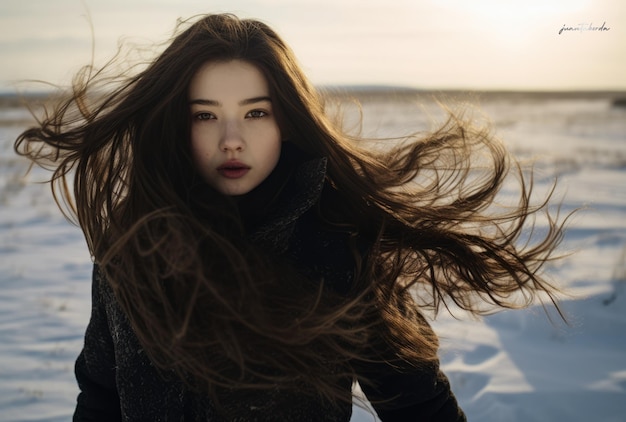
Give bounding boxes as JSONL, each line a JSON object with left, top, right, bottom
{"left": 245, "top": 144, "right": 327, "bottom": 253}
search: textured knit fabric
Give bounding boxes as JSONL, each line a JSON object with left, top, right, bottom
{"left": 73, "top": 151, "right": 466, "bottom": 421}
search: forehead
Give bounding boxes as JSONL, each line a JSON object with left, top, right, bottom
{"left": 188, "top": 60, "right": 270, "bottom": 100}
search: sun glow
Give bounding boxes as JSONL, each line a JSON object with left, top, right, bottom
{"left": 437, "top": 0, "right": 591, "bottom": 45}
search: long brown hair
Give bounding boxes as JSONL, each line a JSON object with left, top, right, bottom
{"left": 15, "top": 13, "right": 568, "bottom": 409}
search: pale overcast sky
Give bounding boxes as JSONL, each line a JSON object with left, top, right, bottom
{"left": 1, "top": 0, "right": 624, "bottom": 92}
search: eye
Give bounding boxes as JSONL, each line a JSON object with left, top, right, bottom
{"left": 246, "top": 110, "right": 268, "bottom": 119}
{"left": 194, "top": 112, "right": 216, "bottom": 121}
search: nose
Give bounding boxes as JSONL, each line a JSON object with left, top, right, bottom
{"left": 219, "top": 120, "right": 245, "bottom": 152}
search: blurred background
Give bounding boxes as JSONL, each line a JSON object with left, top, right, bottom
{"left": 0, "top": 0, "right": 624, "bottom": 91}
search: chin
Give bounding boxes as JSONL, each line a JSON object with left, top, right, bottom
{"left": 217, "top": 185, "right": 253, "bottom": 196}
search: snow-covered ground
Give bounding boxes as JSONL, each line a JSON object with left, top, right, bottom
{"left": 1, "top": 91, "right": 625, "bottom": 421}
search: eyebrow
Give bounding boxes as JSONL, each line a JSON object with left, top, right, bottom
{"left": 188, "top": 96, "right": 272, "bottom": 106}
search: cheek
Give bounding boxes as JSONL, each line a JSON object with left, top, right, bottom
{"left": 263, "top": 128, "right": 282, "bottom": 160}
{"left": 189, "top": 130, "right": 215, "bottom": 163}
{"left": 266, "top": 138, "right": 283, "bottom": 171}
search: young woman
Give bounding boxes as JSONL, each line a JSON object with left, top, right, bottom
{"left": 15, "top": 13, "right": 567, "bottom": 421}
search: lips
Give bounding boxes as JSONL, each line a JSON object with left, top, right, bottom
{"left": 217, "top": 160, "right": 251, "bottom": 179}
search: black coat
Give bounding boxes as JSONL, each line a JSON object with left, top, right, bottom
{"left": 73, "top": 153, "right": 466, "bottom": 421}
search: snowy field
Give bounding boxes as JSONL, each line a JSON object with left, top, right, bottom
{"left": 1, "top": 90, "right": 625, "bottom": 421}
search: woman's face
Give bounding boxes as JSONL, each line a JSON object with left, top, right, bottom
{"left": 188, "top": 60, "right": 282, "bottom": 196}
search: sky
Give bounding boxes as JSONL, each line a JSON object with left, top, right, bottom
{"left": 0, "top": 0, "right": 624, "bottom": 92}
